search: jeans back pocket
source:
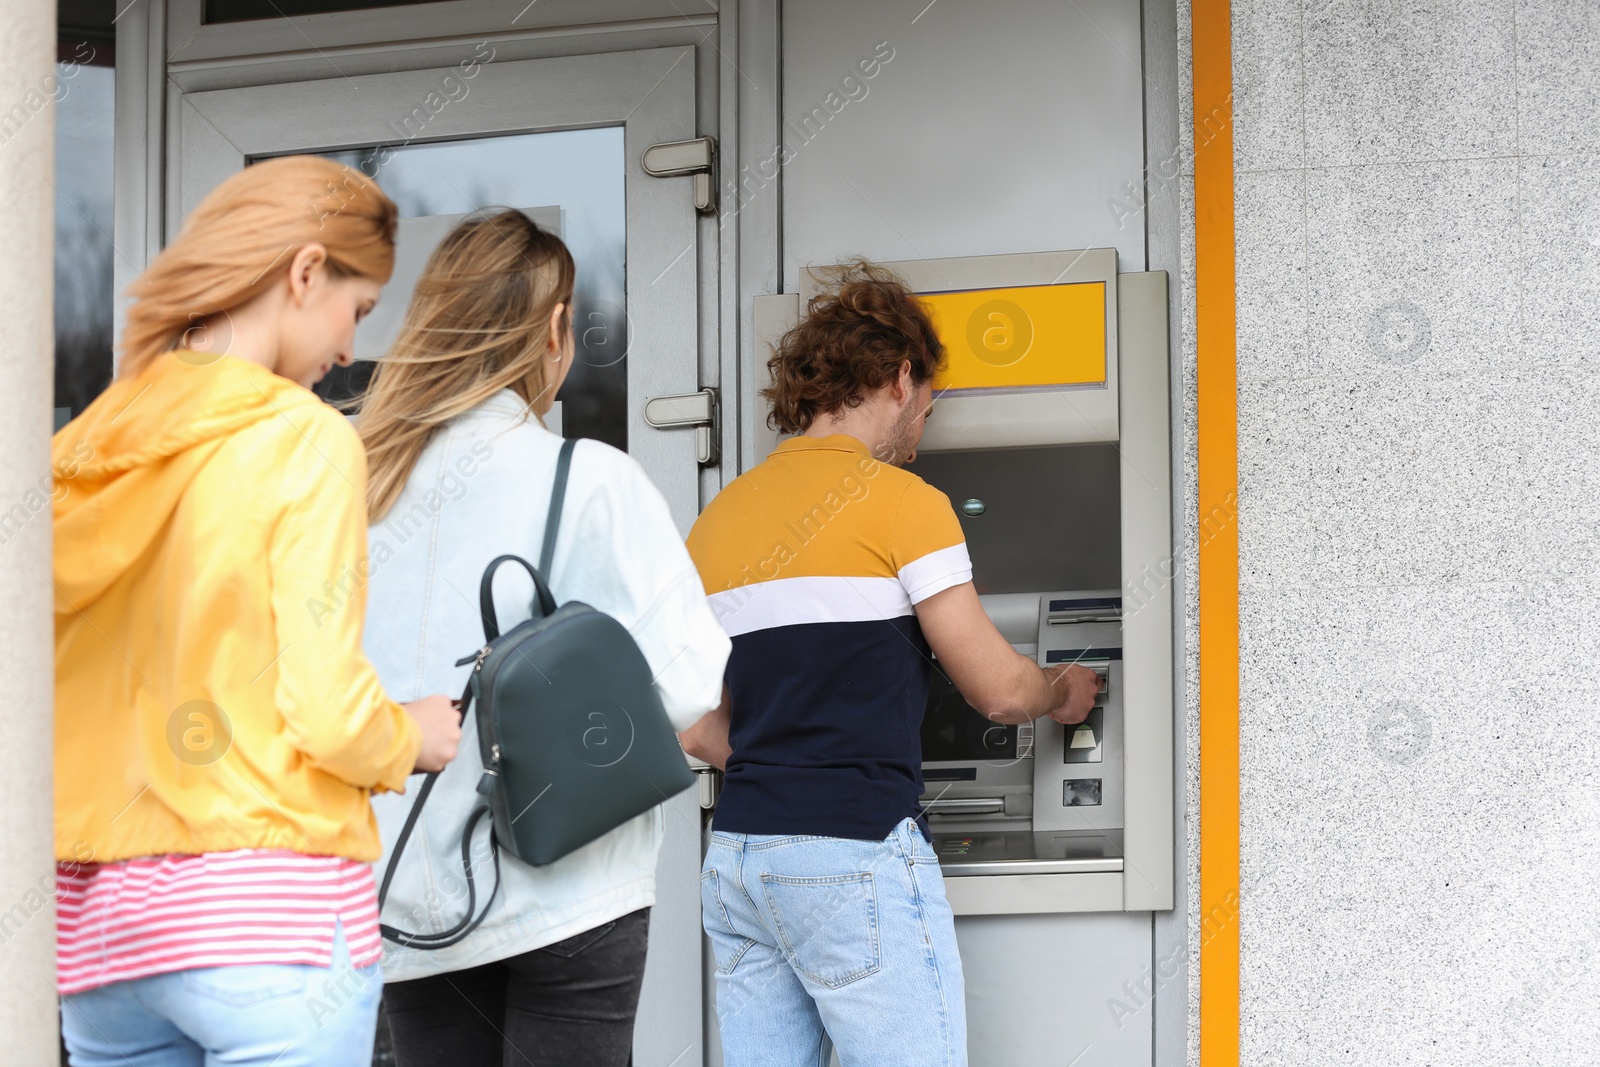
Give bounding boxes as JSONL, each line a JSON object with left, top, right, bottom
{"left": 181, "top": 963, "right": 307, "bottom": 1007}
{"left": 536, "top": 919, "right": 617, "bottom": 959}
{"left": 760, "top": 872, "right": 881, "bottom": 989}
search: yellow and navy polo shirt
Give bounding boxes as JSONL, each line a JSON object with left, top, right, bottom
{"left": 686, "top": 433, "right": 973, "bottom": 840}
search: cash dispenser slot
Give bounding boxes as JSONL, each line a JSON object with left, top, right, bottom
{"left": 925, "top": 798, "right": 1007, "bottom": 816}
{"left": 935, "top": 830, "right": 1125, "bottom": 877}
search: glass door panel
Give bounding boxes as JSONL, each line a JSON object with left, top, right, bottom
{"left": 315, "top": 127, "right": 628, "bottom": 450}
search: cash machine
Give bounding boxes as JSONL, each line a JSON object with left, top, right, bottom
{"left": 754, "top": 248, "right": 1174, "bottom": 916}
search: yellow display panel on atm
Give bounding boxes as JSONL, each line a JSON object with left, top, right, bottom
{"left": 920, "top": 281, "right": 1107, "bottom": 394}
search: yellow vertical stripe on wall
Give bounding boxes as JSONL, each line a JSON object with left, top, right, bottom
{"left": 1192, "top": 0, "right": 1241, "bottom": 1063}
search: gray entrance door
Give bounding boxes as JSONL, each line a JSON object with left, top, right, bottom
{"left": 171, "top": 47, "right": 710, "bottom": 1066}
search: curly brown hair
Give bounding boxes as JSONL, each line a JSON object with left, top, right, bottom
{"left": 763, "top": 259, "right": 946, "bottom": 434}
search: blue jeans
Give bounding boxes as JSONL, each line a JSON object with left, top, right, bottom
{"left": 702, "top": 817, "right": 967, "bottom": 1067}
{"left": 60, "top": 924, "right": 381, "bottom": 1067}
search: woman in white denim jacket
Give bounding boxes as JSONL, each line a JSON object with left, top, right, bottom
{"left": 356, "top": 211, "right": 730, "bottom": 1066}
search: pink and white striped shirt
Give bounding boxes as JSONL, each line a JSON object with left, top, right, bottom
{"left": 56, "top": 849, "right": 383, "bottom": 996}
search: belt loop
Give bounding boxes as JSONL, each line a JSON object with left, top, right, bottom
{"left": 897, "top": 817, "right": 918, "bottom": 869}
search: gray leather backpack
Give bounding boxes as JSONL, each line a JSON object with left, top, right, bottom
{"left": 379, "top": 438, "right": 697, "bottom": 949}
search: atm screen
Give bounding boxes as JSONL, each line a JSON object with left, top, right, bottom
{"left": 921, "top": 660, "right": 1017, "bottom": 761}
{"left": 907, "top": 443, "right": 1121, "bottom": 595}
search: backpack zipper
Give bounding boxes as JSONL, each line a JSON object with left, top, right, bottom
{"left": 453, "top": 643, "right": 494, "bottom": 669}
{"left": 475, "top": 647, "right": 496, "bottom": 765}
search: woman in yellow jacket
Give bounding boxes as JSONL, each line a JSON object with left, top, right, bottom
{"left": 52, "top": 156, "right": 461, "bottom": 1067}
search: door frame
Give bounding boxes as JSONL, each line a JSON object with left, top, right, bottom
{"left": 112, "top": 10, "right": 776, "bottom": 1060}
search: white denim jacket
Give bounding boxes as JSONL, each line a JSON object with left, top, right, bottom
{"left": 363, "top": 391, "right": 730, "bottom": 982}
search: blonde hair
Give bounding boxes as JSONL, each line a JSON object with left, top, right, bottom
{"left": 357, "top": 210, "right": 576, "bottom": 521}
{"left": 119, "top": 155, "right": 398, "bottom": 379}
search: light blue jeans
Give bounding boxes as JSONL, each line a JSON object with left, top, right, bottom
{"left": 60, "top": 923, "right": 381, "bottom": 1067}
{"left": 702, "top": 817, "right": 967, "bottom": 1067}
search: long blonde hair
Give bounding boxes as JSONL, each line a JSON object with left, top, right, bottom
{"left": 119, "top": 155, "right": 397, "bottom": 379}
{"left": 358, "top": 210, "right": 576, "bottom": 521}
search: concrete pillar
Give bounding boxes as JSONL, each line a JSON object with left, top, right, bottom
{"left": 0, "top": 0, "right": 61, "bottom": 1062}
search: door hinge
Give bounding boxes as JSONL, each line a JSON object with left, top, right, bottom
{"left": 644, "top": 387, "right": 719, "bottom": 467}
{"left": 641, "top": 136, "right": 717, "bottom": 215}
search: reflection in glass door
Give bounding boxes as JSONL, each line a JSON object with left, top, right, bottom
{"left": 315, "top": 126, "right": 628, "bottom": 450}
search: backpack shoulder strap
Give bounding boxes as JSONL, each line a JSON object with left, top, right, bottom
{"left": 378, "top": 676, "right": 502, "bottom": 950}
{"left": 378, "top": 671, "right": 475, "bottom": 913}
{"left": 539, "top": 437, "right": 577, "bottom": 579}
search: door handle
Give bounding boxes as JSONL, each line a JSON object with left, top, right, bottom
{"left": 644, "top": 387, "right": 719, "bottom": 466}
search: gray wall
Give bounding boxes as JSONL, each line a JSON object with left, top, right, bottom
{"left": 780, "top": 0, "right": 1148, "bottom": 290}
{"left": 1190, "top": 0, "right": 1600, "bottom": 1061}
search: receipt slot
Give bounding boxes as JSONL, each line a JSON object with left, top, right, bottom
{"left": 755, "top": 248, "right": 1175, "bottom": 916}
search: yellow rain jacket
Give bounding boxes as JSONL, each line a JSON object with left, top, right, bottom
{"left": 53, "top": 351, "right": 420, "bottom": 864}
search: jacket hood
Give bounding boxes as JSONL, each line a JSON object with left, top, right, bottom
{"left": 52, "top": 352, "right": 309, "bottom": 611}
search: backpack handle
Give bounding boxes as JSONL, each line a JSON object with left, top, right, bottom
{"left": 478, "top": 556, "right": 554, "bottom": 641}
{"left": 476, "top": 438, "right": 576, "bottom": 642}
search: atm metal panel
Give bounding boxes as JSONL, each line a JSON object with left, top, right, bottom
{"left": 756, "top": 259, "right": 1175, "bottom": 917}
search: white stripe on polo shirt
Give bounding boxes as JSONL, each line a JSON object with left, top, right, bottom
{"left": 897, "top": 542, "right": 974, "bottom": 603}
{"left": 707, "top": 574, "right": 913, "bottom": 638}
